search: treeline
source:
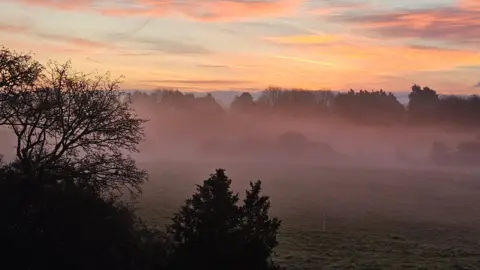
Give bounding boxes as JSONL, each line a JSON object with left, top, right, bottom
{"left": 131, "top": 86, "right": 480, "bottom": 127}
{"left": 0, "top": 46, "right": 282, "bottom": 270}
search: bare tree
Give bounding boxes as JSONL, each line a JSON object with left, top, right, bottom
{"left": 0, "top": 46, "right": 43, "bottom": 91}
{"left": 0, "top": 50, "right": 147, "bottom": 196}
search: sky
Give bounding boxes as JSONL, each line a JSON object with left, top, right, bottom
{"left": 0, "top": 0, "right": 479, "bottom": 93}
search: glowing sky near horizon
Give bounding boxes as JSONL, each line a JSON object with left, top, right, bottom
{"left": 0, "top": 0, "right": 479, "bottom": 93}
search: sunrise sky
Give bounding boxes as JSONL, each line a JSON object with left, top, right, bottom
{"left": 0, "top": 0, "right": 479, "bottom": 93}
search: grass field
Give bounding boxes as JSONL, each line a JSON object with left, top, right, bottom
{"left": 135, "top": 161, "right": 480, "bottom": 269}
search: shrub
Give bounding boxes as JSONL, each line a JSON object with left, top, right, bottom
{"left": 166, "top": 169, "right": 282, "bottom": 270}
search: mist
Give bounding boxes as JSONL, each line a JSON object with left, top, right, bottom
{"left": 132, "top": 96, "right": 478, "bottom": 173}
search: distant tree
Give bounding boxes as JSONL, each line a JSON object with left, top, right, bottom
{"left": 257, "top": 87, "right": 334, "bottom": 116}
{"left": 231, "top": 92, "right": 255, "bottom": 113}
{"left": 407, "top": 84, "right": 439, "bottom": 124}
{"left": 331, "top": 89, "right": 404, "bottom": 124}
{"left": 166, "top": 169, "right": 282, "bottom": 270}
{"left": 195, "top": 92, "right": 225, "bottom": 115}
{"left": 438, "top": 95, "right": 480, "bottom": 127}
{"left": 0, "top": 59, "right": 147, "bottom": 197}
{"left": 157, "top": 89, "right": 189, "bottom": 111}
{"left": 312, "top": 89, "right": 335, "bottom": 113}
{"left": 257, "top": 87, "right": 283, "bottom": 108}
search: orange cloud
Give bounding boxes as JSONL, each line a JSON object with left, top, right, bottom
{"left": 459, "top": 0, "right": 480, "bottom": 9}
{"left": 0, "top": 23, "right": 28, "bottom": 34}
{"left": 177, "top": 0, "right": 302, "bottom": 22}
{"left": 339, "top": 1, "right": 480, "bottom": 44}
{"left": 262, "top": 31, "right": 480, "bottom": 75}
{"left": 264, "top": 35, "right": 338, "bottom": 45}
{"left": 19, "top": 0, "right": 94, "bottom": 10}
{"left": 308, "top": 2, "right": 371, "bottom": 16}
{"left": 12, "top": 0, "right": 303, "bottom": 22}
{"left": 0, "top": 21, "right": 114, "bottom": 52}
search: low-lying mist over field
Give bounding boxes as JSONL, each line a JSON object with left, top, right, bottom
{"left": 128, "top": 89, "right": 480, "bottom": 172}
{"left": 138, "top": 118, "right": 475, "bottom": 168}
{"left": 124, "top": 88, "right": 480, "bottom": 268}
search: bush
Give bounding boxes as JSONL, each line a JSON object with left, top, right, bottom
{"left": 0, "top": 164, "right": 167, "bottom": 270}
{"left": 166, "top": 169, "right": 282, "bottom": 270}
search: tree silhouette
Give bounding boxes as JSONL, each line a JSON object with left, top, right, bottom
{"left": 0, "top": 59, "right": 147, "bottom": 197}
{"left": 241, "top": 181, "right": 282, "bottom": 267}
{"left": 0, "top": 46, "right": 43, "bottom": 91}
{"left": 407, "top": 84, "right": 439, "bottom": 124}
{"left": 0, "top": 164, "right": 167, "bottom": 270}
{"left": 195, "top": 92, "right": 225, "bottom": 115}
{"left": 231, "top": 92, "right": 255, "bottom": 113}
{"left": 257, "top": 87, "right": 334, "bottom": 117}
{"left": 0, "top": 46, "right": 165, "bottom": 270}
{"left": 166, "top": 169, "right": 282, "bottom": 270}
{"left": 332, "top": 89, "right": 404, "bottom": 124}
{"left": 438, "top": 95, "right": 480, "bottom": 127}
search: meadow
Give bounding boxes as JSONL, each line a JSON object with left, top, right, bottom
{"left": 136, "top": 161, "right": 480, "bottom": 269}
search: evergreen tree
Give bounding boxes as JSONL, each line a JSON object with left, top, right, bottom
{"left": 241, "top": 181, "right": 282, "bottom": 269}
{"left": 166, "top": 169, "right": 282, "bottom": 270}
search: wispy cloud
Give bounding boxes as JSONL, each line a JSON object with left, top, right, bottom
{"left": 260, "top": 32, "right": 480, "bottom": 74}
{"left": 475, "top": 82, "right": 480, "bottom": 88}
{"left": 0, "top": 23, "right": 29, "bottom": 33}
{"left": 308, "top": 1, "right": 372, "bottom": 16}
{"left": 132, "top": 37, "right": 211, "bottom": 55}
{"left": 144, "top": 79, "right": 252, "bottom": 85}
{"left": 196, "top": 64, "right": 230, "bottom": 69}
{"left": 105, "top": 18, "right": 152, "bottom": 42}
{"left": 0, "top": 21, "right": 116, "bottom": 51}
{"left": 3, "top": 0, "right": 480, "bottom": 93}
{"left": 269, "top": 54, "right": 336, "bottom": 67}
{"left": 264, "top": 34, "right": 338, "bottom": 45}
{"left": 14, "top": 0, "right": 95, "bottom": 10}
{"left": 336, "top": 0, "right": 480, "bottom": 45}
{"left": 85, "top": 57, "right": 103, "bottom": 64}
{"left": 36, "top": 32, "right": 115, "bottom": 49}
{"left": 12, "top": 0, "right": 304, "bottom": 22}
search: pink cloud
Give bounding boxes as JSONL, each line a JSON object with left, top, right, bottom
{"left": 338, "top": 0, "right": 480, "bottom": 45}
{"left": 18, "top": 0, "right": 96, "bottom": 10}
{"left": 308, "top": 2, "right": 371, "bottom": 16}
{"left": 0, "top": 23, "right": 29, "bottom": 33}
{"left": 0, "top": 21, "right": 115, "bottom": 50}
{"left": 36, "top": 33, "right": 116, "bottom": 49}
{"left": 10, "top": 0, "right": 303, "bottom": 22}
{"left": 176, "top": 0, "right": 302, "bottom": 22}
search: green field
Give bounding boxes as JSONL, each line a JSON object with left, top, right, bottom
{"left": 135, "top": 162, "right": 480, "bottom": 269}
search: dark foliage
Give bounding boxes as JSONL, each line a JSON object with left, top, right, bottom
{"left": 0, "top": 45, "right": 43, "bottom": 90}
{"left": 231, "top": 92, "right": 256, "bottom": 113}
{"left": 166, "top": 169, "right": 282, "bottom": 270}
{"left": 129, "top": 82, "right": 480, "bottom": 129}
{"left": 131, "top": 89, "right": 224, "bottom": 116}
{"left": 0, "top": 47, "right": 164, "bottom": 270}
{"left": 257, "top": 87, "right": 334, "bottom": 116}
{"left": 0, "top": 45, "right": 289, "bottom": 270}
{"left": 438, "top": 95, "right": 480, "bottom": 127}
{"left": 0, "top": 163, "right": 167, "bottom": 270}
{"left": 0, "top": 52, "right": 147, "bottom": 197}
{"left": 332, "top": 89, "right": 404, "bottom": 124}
{"left": 408, "top": 84, "right": 440, "bottom": 124}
